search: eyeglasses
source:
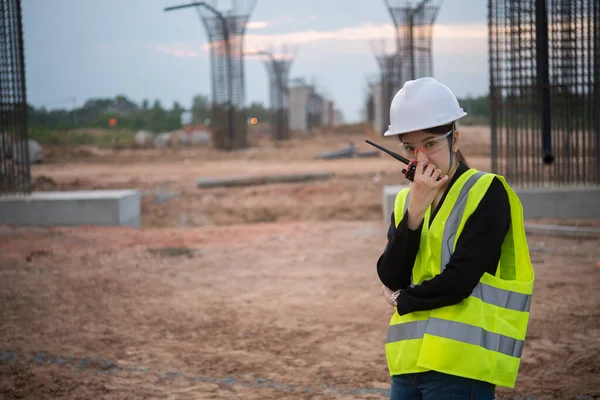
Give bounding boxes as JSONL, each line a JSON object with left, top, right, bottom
{"left": 398, "top": 130, "right": 453, "bottom": 159}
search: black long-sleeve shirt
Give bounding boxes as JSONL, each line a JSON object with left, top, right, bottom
{"left": 377, "top": 163, "right": 511, "bottom": 316}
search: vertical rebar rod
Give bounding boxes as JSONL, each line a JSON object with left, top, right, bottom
{"left": 488, "top": 0, "right": 498, "bottom": 174}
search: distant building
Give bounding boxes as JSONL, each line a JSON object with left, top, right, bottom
{"left": 288, "top": 77, "right": 336, "bottom": 134}
{"left": 307, "top": 90, "right": 324, "bottom": 130}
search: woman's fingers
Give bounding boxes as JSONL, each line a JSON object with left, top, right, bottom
{"left": 433, "top": 170, "right": 449, "bottom": 187}
{"left": 417, "top": 163, "right": 435, "bottom": 180}
{"left": 427, "top": 164, "right": 437, "bottom": 177}
{"left": 415, "top": 158, "right": 426, "bottom": 176}
{"left": 382, "top": 285, "right": 397, "bottom": 307}
{"left": 416, "top": 164, "right": 447, "bottom": 186}
{"left": 412, "top": 151, "right": 446, "bottom": 186}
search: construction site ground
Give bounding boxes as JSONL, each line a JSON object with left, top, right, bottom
{"left": 1, "top": 126, "right": 599, "bottom": 399}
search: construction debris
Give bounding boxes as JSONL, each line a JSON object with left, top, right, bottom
{"left": 197, "top": 172, "right": 333, "bottom": 189}
{"left": 315, "top": 143, "right": 380, "bottom": 160}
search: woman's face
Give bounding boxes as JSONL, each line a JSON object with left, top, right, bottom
{"left": 398, "top": 130, "right": 458, "bottom": 174}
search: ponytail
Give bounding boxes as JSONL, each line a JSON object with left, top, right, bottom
{"left": 456, "top": 149, "right": 469, "bottom": 168}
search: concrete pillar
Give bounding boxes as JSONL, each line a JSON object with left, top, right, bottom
{"left": 288, "top": 86, "right": 312, "bottom": 134}
{"left": 372, "top": 83, "right": 386, "bottom": 135}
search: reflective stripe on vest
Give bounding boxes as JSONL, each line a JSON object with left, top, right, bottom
{"left": 471, "top": 281, "right": 531, "bottom": 312}
{"left": 440, "top": 171, "right": 486, "bottom": 272}
{"left": 387, "top": 317, "right": 524, "bottom": 358}
{"left": 403, "top": 171, "right": 485, "bottom": 285}
{"left": 387, "top": 277, "right": 532, "bottom": 358}
{"left": 400, "top": 192, "right": 415, "bottom": 287}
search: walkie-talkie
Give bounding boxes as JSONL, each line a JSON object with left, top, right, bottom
{"left": 365, "top": 139, "right": 441, "bottom": 182}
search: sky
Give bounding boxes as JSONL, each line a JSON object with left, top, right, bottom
{"left": 22, "top": 0, "right": 489, "bottom": 123}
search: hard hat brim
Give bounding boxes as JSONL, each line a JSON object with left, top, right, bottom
{"left": 383, "top": 112, "right": 467, "bottom": 137}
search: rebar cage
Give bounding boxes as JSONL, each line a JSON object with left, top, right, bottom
{"left": 199, "top": 0, "right": 256, "bottom": 150}
{"left": 489, "top": 0, "right": 600, "bottom": 186}
{"left": 0, "top": 0, "right": 31, "bottom": 195}
{"left": 370, "top": 40, "right": 402, "bottom": 135}
{"left": 261, "top": 46, "right": 295, "bottom": 140}
{"left": 385, "top": 0, "right": 443, "bottom": 83}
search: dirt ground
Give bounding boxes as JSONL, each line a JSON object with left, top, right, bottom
{"left": 31, "top": 126, "right": 493, "bottom": 228}
{"left": 1, "top": 125, "right": 599, "bottom": 399}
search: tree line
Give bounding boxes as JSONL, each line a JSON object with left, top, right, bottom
{"left": 27, "top": 94, "right": 493, "bottom": 134}
{"left": 28, "top": 94, "right": 274, "bottom": 133}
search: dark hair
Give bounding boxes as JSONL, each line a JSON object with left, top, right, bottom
{"left": 422, "top": 122, "right": 469, "bottom": 168}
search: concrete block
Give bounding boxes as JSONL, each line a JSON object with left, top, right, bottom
{"left": 524, "top": 223, "right": 600, "bottom": 238}
{"left": 382, "top": 184, "right": 409, "bottom": 220}
{"left": 514, "top": 186, "right": 600, "bottom": 219}
{"left": 382, "top": 184, "right": 600, "bottom": 221}
{"left": 0, "top": 190, "right": 141, "bottom": 228}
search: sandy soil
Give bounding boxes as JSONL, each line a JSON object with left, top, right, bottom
{"left": 1, "top": 125, "right": 599, "bottom": 399}
{"left": 0, "top": 223, "right": 598, "bottom": 399}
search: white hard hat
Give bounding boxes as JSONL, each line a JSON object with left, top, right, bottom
{"left": 384, "top": 77, "right": 467, "bottom": 136}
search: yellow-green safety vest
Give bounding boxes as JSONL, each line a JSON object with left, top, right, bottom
{"left": 385, "top": 168, "right": 534, "bottom": 388}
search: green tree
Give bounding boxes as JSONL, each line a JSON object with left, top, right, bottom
{"left": 27, "top": 94, "right": 215, "bottom": 136}
{"left": 114, "top": 95, "right": 139, "bottom": 114}
{"left": 192, "top": 94, "right": 211, "bottom": 124}
{"left": 245, "top": 102, "right": 271, "bottom": 123}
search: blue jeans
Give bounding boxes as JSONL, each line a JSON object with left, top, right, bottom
{"left": 389, "top": 371, "right": 495, "bottom": 400}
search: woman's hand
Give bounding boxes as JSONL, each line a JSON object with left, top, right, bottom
{"left": 407, "top": 150, "right": 449, "bottom": 229}
{"left": 382, "top": 285, "right": 399, "bottom": 307}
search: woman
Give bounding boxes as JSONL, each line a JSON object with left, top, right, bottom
{"left": 377, "top": 77, "right": 534, "bottom": 400}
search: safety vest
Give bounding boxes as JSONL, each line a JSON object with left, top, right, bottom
{"left": 385, "top": 169, "right": 534, "bottom": 388}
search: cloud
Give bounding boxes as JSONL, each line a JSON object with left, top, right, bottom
{"left": 152, "top": 22, "right": 488, "bottom": 59}
{"left": 243, "top": 22, "right": 486, "bottom": 48}
{"left": 244, "top": 23, "right": 395, "bottom": 48}
{"left": 434, "top": 23, "right": 488, "bottom": 39}
{"left": 246, "top": 21, "right": 269, "bottom": 30}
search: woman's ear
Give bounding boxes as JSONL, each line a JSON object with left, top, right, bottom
{"left": 453, "top": 130, "right": 460, "bottom": 152}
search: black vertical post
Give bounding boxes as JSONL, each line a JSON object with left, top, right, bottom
{"left": 408, "top": 11, "right": 416, "bottom": 80}
{"left": 488, "top": 0, "right": 498, "bottom": 174}
{"left": 535, "top": 0, "right": 554, "bottom": 164}
{"left": 594, "top": 0, "right": 600, "bottom": 183}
